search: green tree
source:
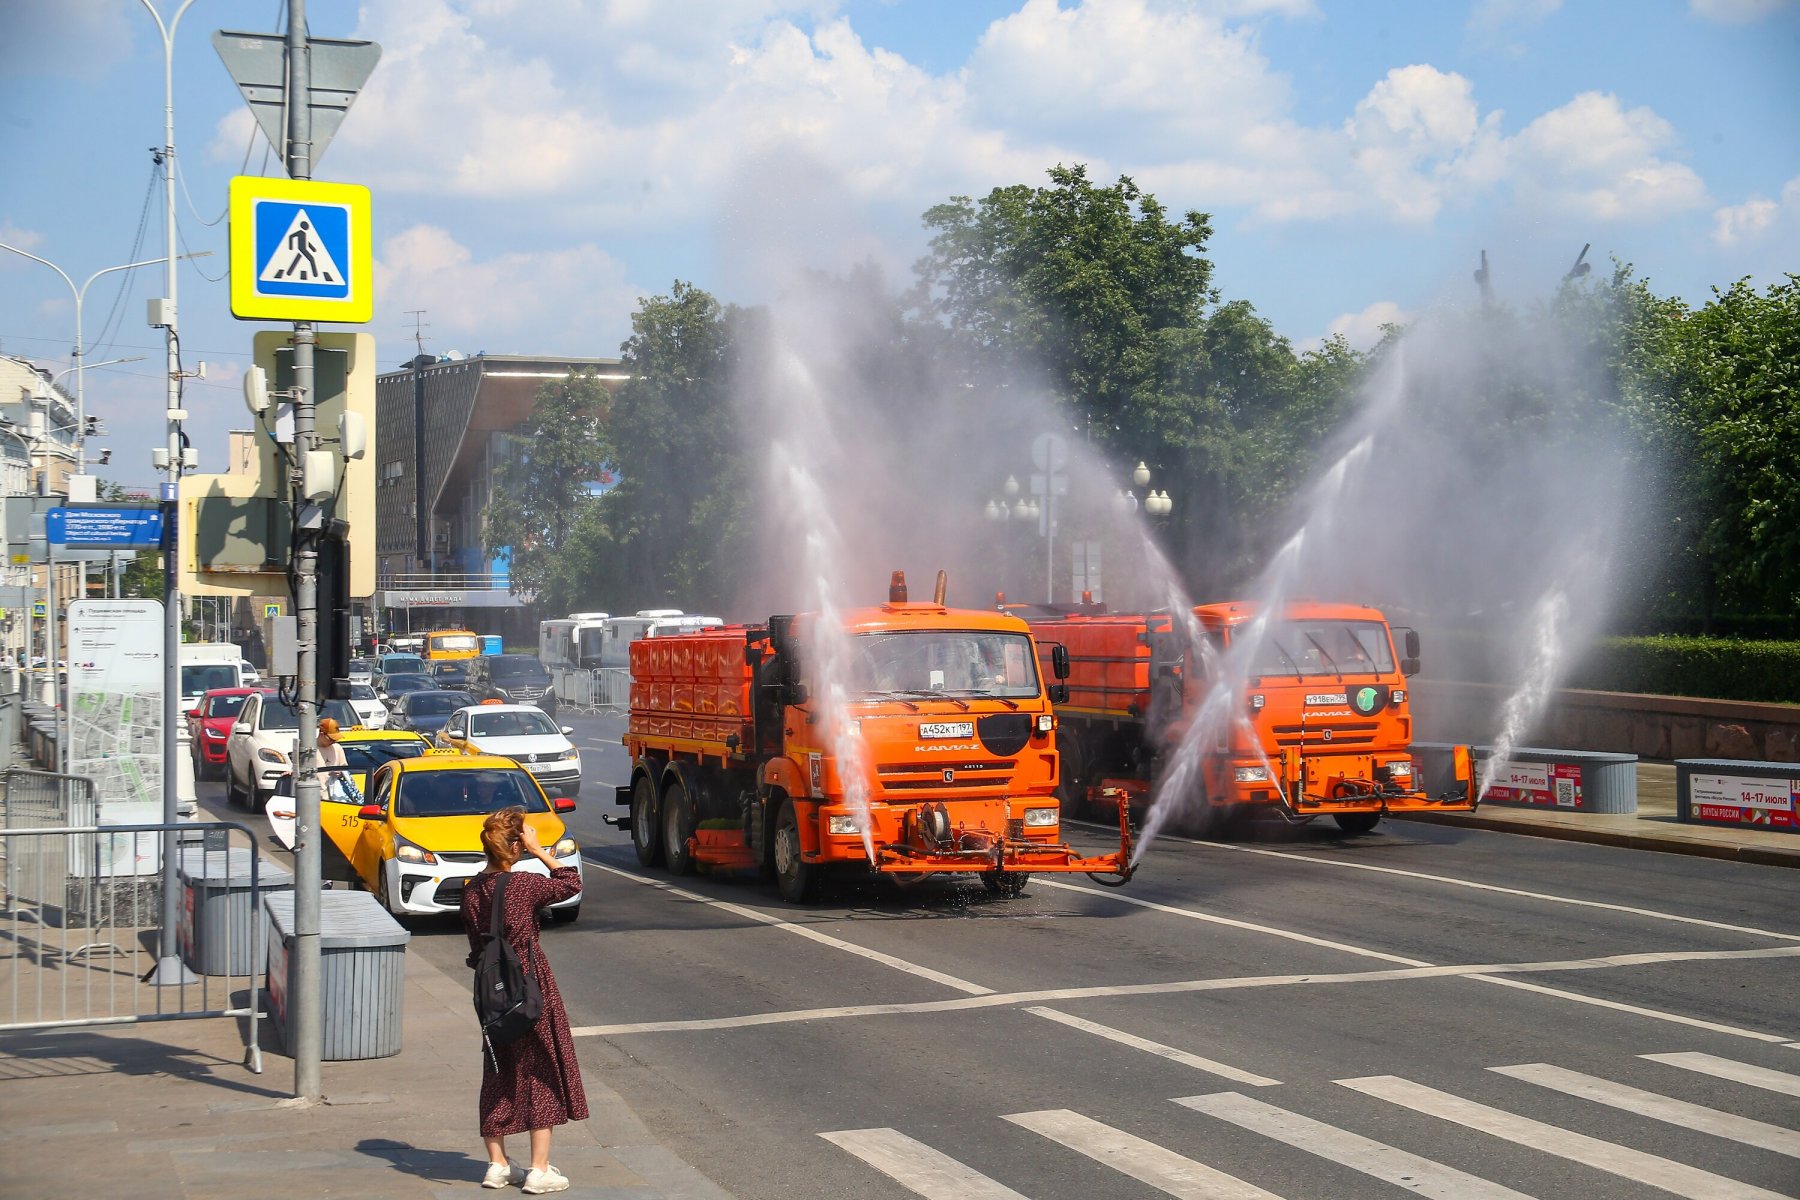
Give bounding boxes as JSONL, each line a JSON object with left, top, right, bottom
{"left": 595, "top": 282, "right": 748, "bottom": 611}
{"left": 482, "top": 371, "right": 611, "bottom": 609}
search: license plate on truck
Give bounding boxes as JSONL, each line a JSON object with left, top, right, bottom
{"left": 919, "top": 721, "right": 975, "bottom": 739}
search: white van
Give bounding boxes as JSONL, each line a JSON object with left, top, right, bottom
{"left": 179, "top": 642, "right": 247, "bottom": 715}
{"left": 539, "top": 613, "right": 610, "bottom": 671}
{"left": 594, "top": 610, "right": 725, "bottom": 669}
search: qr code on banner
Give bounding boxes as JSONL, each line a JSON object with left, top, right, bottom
{"left": 1555, "top": 778, "right": 1576, "bottom": 807}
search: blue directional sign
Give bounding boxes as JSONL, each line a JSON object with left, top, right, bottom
{"left": 229, "top": 177, "right": 372, "bottom": 322}
{"left": 47, "top": 506, "right": 164, "bottom": 549}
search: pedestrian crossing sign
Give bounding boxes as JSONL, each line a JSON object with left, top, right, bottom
{"left": 229, "top": 176, "right": 372, "bottom": 323}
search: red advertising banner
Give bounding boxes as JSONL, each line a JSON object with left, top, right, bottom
{"left": 1484, "top": 760, "right": 1583, "bottom": 808}
{"left": 1688, "top": 773, "right": 1799, "bottom": 830}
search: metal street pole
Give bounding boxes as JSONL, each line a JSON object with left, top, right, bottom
{"left": 284, "top": 0, "right": 326, "bottom": 1104}
{"left": 140, "top": 0, "right": 199, "bottom": 991}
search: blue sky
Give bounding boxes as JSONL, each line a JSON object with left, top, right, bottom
{"left": 1, "top": 0, "right": 1795, "bottom": 490}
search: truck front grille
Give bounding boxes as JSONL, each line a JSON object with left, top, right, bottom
{"left": 1269, "top": 721, "right": 1380, "bottom": 747}
{"left": 875, "top": 760, "right": 1015, "bottom": 793}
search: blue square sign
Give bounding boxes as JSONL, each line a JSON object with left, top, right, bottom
{"left": 253, "top": 200, "right": 352, "bottom": 299}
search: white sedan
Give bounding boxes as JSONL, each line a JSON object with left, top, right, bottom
{"left": 347, "top": 681, "right": 389, "bottom": 729}
{"left": 435, "top": 703, "right": 582, "bottom": 798}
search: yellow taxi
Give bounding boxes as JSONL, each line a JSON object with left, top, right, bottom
{"left": 268, "top": 729, "right": 433, "bottom": 852}
{"left": 322, "top": 750, "right": 582, "bottom": 922}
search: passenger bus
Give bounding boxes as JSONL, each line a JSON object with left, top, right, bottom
{"left": 423, "top": 629, "right": 481, "bottom": 660}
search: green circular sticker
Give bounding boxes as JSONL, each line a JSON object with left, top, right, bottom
{"left": 1355, "top": 686, "right": 1378, "bottom": 713}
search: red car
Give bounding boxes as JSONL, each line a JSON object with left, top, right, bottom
{"left": 187, "top": 687, "right": 272, "bottom": 780}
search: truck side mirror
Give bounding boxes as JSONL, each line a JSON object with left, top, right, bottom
{"left": 1050, "top": 643, "right": 1070, "bottom": 680}
{"left": 786, "top": 681, "right": 809, "bottom": 706}
{"left": 1404, "top": 629, "right": 1421, "bottom": 659}
{"left": 1049, "top": 683, "right": 1069, "bottom": 704}
{"left": 1401, "top": 657, "right": 1420, "bottom": 677}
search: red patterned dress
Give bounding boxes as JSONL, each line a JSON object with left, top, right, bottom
{"left": 461, "top": 867, "right": 589, "bottom": 1137}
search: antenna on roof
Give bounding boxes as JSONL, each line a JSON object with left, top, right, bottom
{"left": 405, "top": 309, "right": 429, "bottom": 356}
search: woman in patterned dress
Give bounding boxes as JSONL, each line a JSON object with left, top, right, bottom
{"left": 462, "top": 807, "right": 587, "bottom": 1194}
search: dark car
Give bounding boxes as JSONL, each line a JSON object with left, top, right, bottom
{"left": 378, "top": 672, "right": 439, "bottom": 702}
{"left": 387, "top": 689, "right": 476, "bottom": 735}
{"left": 467, "top": 654, "right": 557, "bottom": 716}
{"left": 428, "top": 659, "right": 471, "bottom": 689}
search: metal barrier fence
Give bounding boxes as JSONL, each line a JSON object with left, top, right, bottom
{"left": 553, "top": 667, "right": 631, "bottom": 714}
{"left": 0, "top": 819, "right": 271, "bottom": 1073}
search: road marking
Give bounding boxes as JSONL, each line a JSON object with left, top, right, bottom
{"left": 1339, "top": 1074, "right": 1791, "bottom": 1200}
{"left": 820, "top": 1128, "right": 1027, "bottom": 1200}
{"left": 1643, "top": 1052, "right": 1800, "bottom": 1097}
{"left": 1032, "top": 878, "right": 1430, "bottom": 966}
{"left": 1078, "top": 820, "right": 1800, "bottom": 945}
{"left": 1024, "top": 1007, "right": 1280, "bottom": 1085}
{"left": 583, "top": 861, "right": 993, "bottom": 995}
{"left": 569, "top": 945, "right": 1800, "bottom": 1039}
{"left": 1495, "top": 1062, "right": 1800, "bottom": 1157}
{"left": 1038, "top": 877, "right": 1796, "bottom": 1043}
{"left": 1175, "top": 1091, "right": 1537, "bottom": 1199}
{"left": 1003, "top": 1109, "right": 1282, "bottom": 1199}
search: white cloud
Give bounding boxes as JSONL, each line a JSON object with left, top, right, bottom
{"left": 1505, "top": 92, "right": 1708, "bottom": 220}
{"left": 373, "top": 225, "right": 644, "bottom": 355}
{"left": 0, "top": 222, "right": 46, "bottom": 257}
{"left": 1301, "top": 300, "right": 1409, "bottom": 352}
{"left": 1688, "top": 0, "right": 1794, "bottom": 23}
{"left": 1712, "top": 175, "right": 1800, "bottom": 244}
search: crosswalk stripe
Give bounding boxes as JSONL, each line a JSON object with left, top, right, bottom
{"left": 1494, "top": 1062, "right": 1800, "bottom": 1159}
{"left": 1643, "top": 1052, "right": 1800, "bottom": 1098}
{"left": 1004, "top": 1109, "right": 1283, "bottom": 1200}
{"left": 1025, "top": 1007, "right": 1280, "bottom": 1086}
{"left": 1340, "top": 1074, "right": 1791, "bottom": 1200}
{"left": 819, "top": 1128, "right": 1028, "bottom": 1199}
{"left": 1175, "top": 1091, "right": 1538, "bottom": 1199}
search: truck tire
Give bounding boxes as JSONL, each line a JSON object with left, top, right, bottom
{"left": 1057, "top": 732, "right": 1092, "bottom": 818}
{"left": 772, "top": 799, "right": 816, "bottom": 904}
{"left": 631, "top": 773, "right": 663, "bottom": 867}
{"left": 661, "top": 776, "right": 697, "bottom": 876}
{"left": 980, "top": 870, "right": 1029, "bottom": 898}
{"left": 1333, "top": 812, "right": 1381, "bottom": 835}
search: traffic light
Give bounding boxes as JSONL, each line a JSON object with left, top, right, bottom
{"left": 316, "top": 518, "right": 353, "bottom": 700}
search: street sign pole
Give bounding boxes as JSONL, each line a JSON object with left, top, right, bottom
{"left": 286, "top": 0, "right": 325, "bottom": 1106}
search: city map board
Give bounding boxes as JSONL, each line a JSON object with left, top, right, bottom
{"left": 67, "top": 600, "right": 164, "bottom": 876}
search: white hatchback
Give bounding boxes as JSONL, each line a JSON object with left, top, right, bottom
{"left": 435, "top": 703, "right": 582, "bottom": 799}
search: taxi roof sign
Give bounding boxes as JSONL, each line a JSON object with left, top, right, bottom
{"left": 229, "top": 176, "right": 372, "bottom": 322}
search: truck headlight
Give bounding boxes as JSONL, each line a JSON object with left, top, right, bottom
{"left": 1234, "top": 766, "right": 1270, "bottom": 782}
{"left": 1036, "top": 714, "right": 1054, "bottom": 733}
{"left": 1249, "top": 693, "right": 1265, "bottom": 710}
{"left": 1391, "top": 689, "right": 1406, "bottom": 705}
{"left": 1022, "top": 807, "right": 1058, "bottom": 827}
{"left": 1386, "top": 761, "right": 1413, "bottom": 778}
{"left": 551, "top": 837, "right": 578, "bottom": 858}
{"left": 827, "top": 815, "right": 862, "bottom": 835}
{"left": 395, "top": 841, "right": 437, "bottom": 865}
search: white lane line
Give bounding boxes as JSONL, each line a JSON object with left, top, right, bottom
{"left": 1069, "top": 820, "right": 1800, "bottom": 945}
{"left": 584, "top": 861, "right": 993, "bottom": 995}
{"left": 1003, "top": 1109, "right": 1283, "bottom": 1199}
{"left": 570, "top": 946, "right": 1800, "bottom": 1039}
{"left": 1032, "top": 878, "right": 1430, "bottom": 966}
{"left": 820, "top": 1128, "right": 1028, "bottom": 1200}
{"left": 1175, "top": 1091, "right": 1538, "bottom": 1200}
{"left": 1644, "top": 1052, "right": 1800, "bottom": 1097}
{"left": 1039, "top": 877, "right": 1797, "bottom": 1044}
{"left": 1024, "top": 1007, "right": 1280, "bottom": 1086}
{"left": 1494, "top": 1062, "right": 1800, "bottom": 1157}
{"left": 1339, "top": 1074, "right": 1792, "bottom": 1200}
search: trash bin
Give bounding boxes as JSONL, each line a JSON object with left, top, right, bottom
{"left": 176, "top": 846, "right": 293, "bottom": 976}
{"left": 264, "top": 889, "right": 411, "bottom": 1060}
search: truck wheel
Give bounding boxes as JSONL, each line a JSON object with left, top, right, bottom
{"left": 661, "top": 777, "right": 696, "bottom": 876}
{"left": 631, "top": 774, "right": 663, "bottom": 867}
{"left": 980, "top": 870, "right": 1029, "bottom": 898}
{"left": 1057, "top": 734, "right": 1092, "bottom": 818}
{"left": 772, "top": 800, "right": 816, "bottom": 904}
{"left": 1333, "top": 812, "right": 1381, "bottom": 835}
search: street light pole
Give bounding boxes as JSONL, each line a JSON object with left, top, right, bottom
{"left": 139, "top": 0, "right": 199, "bottom": 992}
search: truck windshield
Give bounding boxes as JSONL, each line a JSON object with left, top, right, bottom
{"left": 181, "top": 664, "right": 238, "bottom": 698}
{"left": 1245, "top": 620, "right": 1394, "bottom": 677}
{"left": 849, "top": 630, "right": 1041, "bottom": 699}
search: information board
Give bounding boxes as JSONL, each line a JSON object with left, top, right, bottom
{"left": 66, "top": 600, "right": 165, "bottom": 875}
{"left": 1482, "top": 760, "right": 1583, "bottom": 808}
{"left": 1688, "top": 772, "right": 1799, "bottom": 829}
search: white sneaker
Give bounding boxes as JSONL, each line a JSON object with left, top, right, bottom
{"left": 481, "top": 1161, "right": 522, "bottom": 1189}
{"left": 521, "top": 1165, "right": 570, "bottom": 1194}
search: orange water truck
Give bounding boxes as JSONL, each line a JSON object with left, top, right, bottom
{"left": 1023, "top": 598, "right": 1478, "bottom": 834}
{"left": 614, "top": 572, "right": 1135, "bottom": 901}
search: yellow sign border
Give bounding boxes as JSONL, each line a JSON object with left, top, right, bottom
{"left": 229, "top": 176, "right": 372, "bottom": 323}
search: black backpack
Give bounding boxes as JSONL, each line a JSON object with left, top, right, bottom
{"left": 472, "top": 874, "right": 542, "bottom": 1058}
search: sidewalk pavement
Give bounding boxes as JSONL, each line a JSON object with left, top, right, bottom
{"left": 0, "top": 934, "right": 731, "bottom": 1200}
{"left": 1395, "top": 762, "right": 1800, "bottom": 869}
